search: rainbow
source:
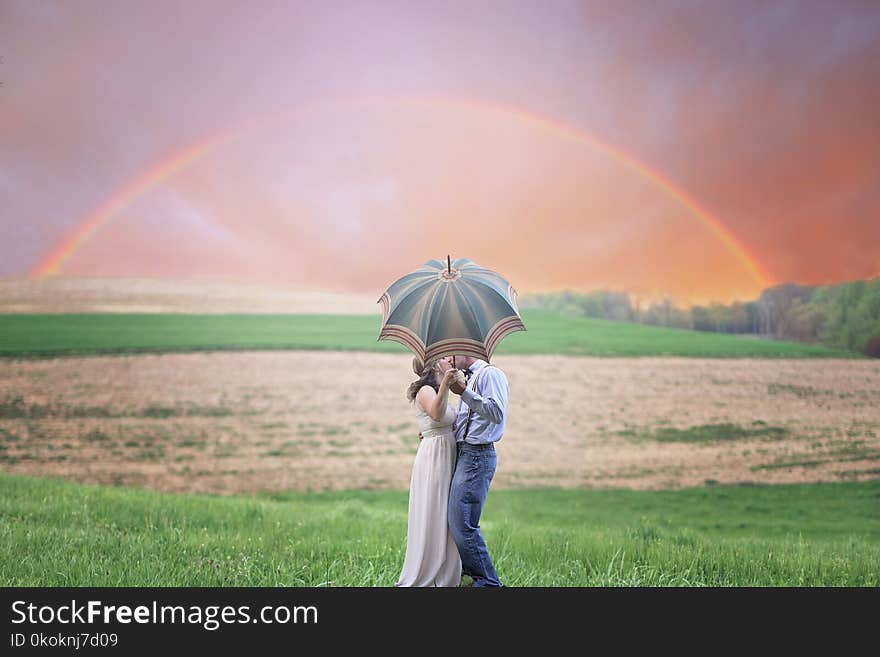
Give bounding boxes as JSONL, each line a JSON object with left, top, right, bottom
{"left": 30, "top": 135, "right": 227, "bottom": 278}
{"left": 30, "top": 95, "right": 771, "bottom": 287}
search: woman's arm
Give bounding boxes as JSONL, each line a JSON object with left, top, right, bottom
{"left": 415, "top": 369, "right": 457, "bottom": 422}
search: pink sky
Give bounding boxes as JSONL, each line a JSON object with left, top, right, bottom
{"left": 2, "top": 0, "right": 879, "bottom": 305}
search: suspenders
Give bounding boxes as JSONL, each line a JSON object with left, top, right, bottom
{"left": 463, "top": 405, "right": 474, "bottom": 442}
{"left": 461, "top": 365, "right": 493, "bottom": 443}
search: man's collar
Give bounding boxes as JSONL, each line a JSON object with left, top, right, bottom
{"left": 467, "top": 359, "right": 488, "bottom": 374}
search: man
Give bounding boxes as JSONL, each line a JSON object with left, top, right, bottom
{"left": 445, "top": 354, "right": 509, "bottom": 587}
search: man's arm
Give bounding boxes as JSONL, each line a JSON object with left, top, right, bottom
{"left": 460, "top": 367, "right": 508, "bottom": 424}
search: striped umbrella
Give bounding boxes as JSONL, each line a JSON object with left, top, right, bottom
{"left": 377, "top": 256, "right": 526, "bottom": 364}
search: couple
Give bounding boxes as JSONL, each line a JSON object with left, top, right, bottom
{"left": 395, "top": 353, "right": 509, "bottom": 588}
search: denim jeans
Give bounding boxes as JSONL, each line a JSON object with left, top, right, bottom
{"left": 448, "top": 442, "right": 502, "bottom": 587}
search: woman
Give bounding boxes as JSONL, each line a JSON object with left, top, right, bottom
{"left": 395, "top": 356, "right": 464, "bottom": 587}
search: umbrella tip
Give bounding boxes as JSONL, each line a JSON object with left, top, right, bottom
{"left": 447, "top": 254, "right": 451, "bottom": 274}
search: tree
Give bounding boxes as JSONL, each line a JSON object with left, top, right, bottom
{"left": 517, "top": 278, "right": 879, "bottom": 355}
{"left": 755, "top": 283, "right": 814, "bottom": 340}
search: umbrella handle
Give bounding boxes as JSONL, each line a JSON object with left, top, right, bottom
{"left": 448, "top": 254, "right": 455, "bottom": 370}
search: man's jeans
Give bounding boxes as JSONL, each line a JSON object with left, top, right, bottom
{"left": 448, "top": 442, "right": 502, "bottom": 587}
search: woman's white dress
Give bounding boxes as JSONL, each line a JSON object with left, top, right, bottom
{"left": 395, "top": 399, "right": 462, "bottom": 587}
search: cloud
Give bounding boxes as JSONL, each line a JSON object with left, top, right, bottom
{"left": 2, "top": 0, "right": 879, "bottom": 295}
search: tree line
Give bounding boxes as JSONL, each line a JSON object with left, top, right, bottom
{"left": 518, "top": 276, "right": 880, "bottom": 357}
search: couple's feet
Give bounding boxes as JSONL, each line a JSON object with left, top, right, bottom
{"left": 459, "top": 574, "right": 504, "bottom": 587}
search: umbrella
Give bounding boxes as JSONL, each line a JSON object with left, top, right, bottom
{"left": 377, "top": 255, "right": 526, "bottom": 364}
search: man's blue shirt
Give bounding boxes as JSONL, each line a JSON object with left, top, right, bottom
{"left": 453, "top": 359, "right": 509, "bottom": 445}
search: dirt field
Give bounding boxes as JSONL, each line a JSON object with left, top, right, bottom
{"left": 1, "top": 351, "right": 878, "bottom": 493}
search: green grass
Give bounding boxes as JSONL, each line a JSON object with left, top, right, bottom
{"left": 768, "top": 383, "right": 835, "bottom": 397}
{"left": 751, "top": 460, "right": 828, "bottom": 471}
{"left": 0, "top": 398, "right": 249, "bottom": 420}
{"left": 616, "top": 421, "right": 789, "bottom": 444}
{"left": 0, "top": 311, "right": 861, "bottom": 358}
{"left": 500, "top": 311, "right": 861, "bottom": 358}
{"left": 0, "top": 473, "right": 876, "bottom": 586}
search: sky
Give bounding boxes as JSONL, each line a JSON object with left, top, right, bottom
{"left": 2, "top": 0, "right": 879, "bottom": 306}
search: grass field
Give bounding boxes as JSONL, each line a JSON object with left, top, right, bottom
{"left": 0, "top": 310, "right": 861, "bottom": 358}
{"left": 1, "top": 473, "right": 876, "bottom": 586}
{"left": 0, "top": 306, "right": 874, "bottom": 587}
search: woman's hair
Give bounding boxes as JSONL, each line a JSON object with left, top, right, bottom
{"left": 406, "top": 356, "right": 439, "bottom": 402}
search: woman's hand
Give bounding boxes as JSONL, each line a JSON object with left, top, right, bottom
{"left": 448, "top": 371, "right": 467, "bottom": 395}
{"left": 441, "top": 368, "right": 459, "bottom": 388}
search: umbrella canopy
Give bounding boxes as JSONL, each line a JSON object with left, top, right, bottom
{"left": 377, "top": 256, "right": 526, "bottom": 363}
